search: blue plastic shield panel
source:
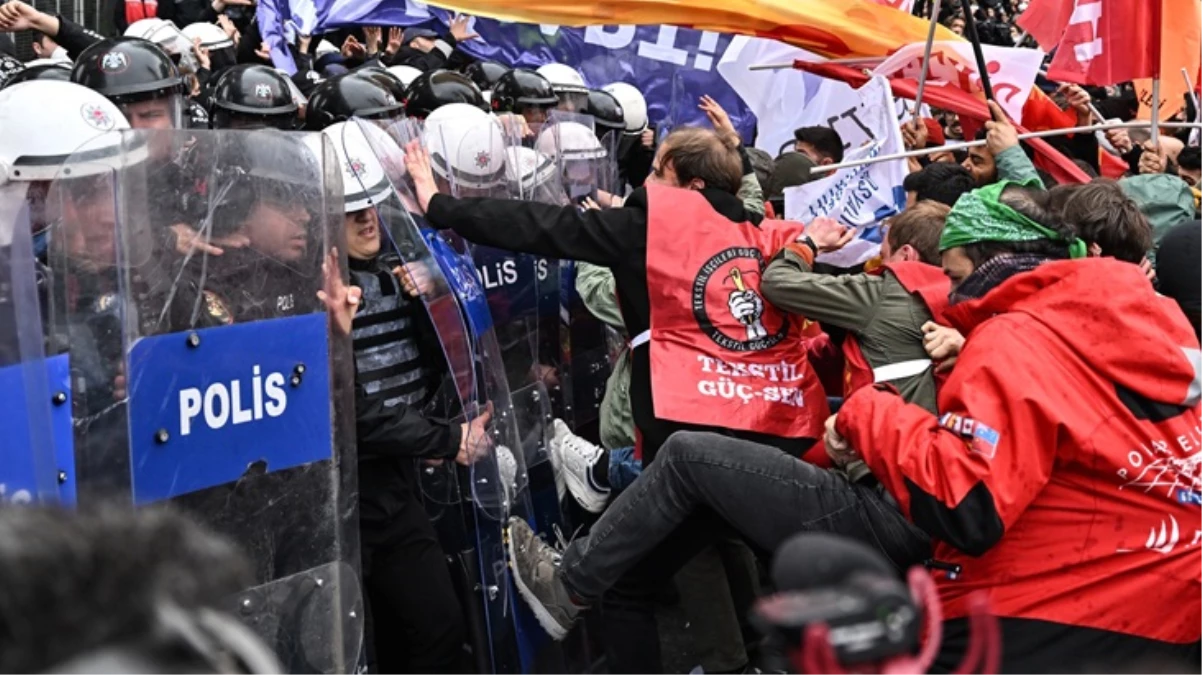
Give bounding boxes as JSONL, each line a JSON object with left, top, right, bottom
{"left": 127, "top": 313, "right": 332, "bottom": 504}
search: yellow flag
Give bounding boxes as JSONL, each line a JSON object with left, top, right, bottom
{"left": 427, "top": 0, "right": 960, "bottom": 59}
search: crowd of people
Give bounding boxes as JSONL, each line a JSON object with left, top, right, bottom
{"left": 0, "top": 0, "right": 1199, "bottom": 673}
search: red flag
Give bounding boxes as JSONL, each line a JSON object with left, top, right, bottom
{"left": 1016, "top": 0, "right": 1076, "bottom": 51}
{"left": 1045, "top": 0, "right": 1160, "bottom": 85}
{"left": 793, "top": 61, "right": 1093, "bottom": 185}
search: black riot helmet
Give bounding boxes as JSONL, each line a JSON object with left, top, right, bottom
{"left": 403, "top": 69, "right": 487, "bottom": 119}
{"left": 304, "top": 68, "right": 407, "bottom": 131}
{"left": 209, "top": 64, "right": 298, "bottom": 130}
{"left": 3, "top": 61, "right": 72, "bottom": 89}
{"left": 489, "top": 68, "right": 558, "bottom": 115}
{"left": 71, "top": 37, "right": 185, "bottom": 128}
{"left": 585, "top": 88, "right": 626, "bottom": 136}
{"left": 462, "top": 60, "right": 508, "bottom": 93}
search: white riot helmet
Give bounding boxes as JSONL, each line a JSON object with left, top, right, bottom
{"left": 124, "top": 17, "right": 166, "bottom": 38}
{"left": 504, "top": 146, "right": 557, "bottom": 194}
{"left": 125, "top": 19, "right": 198, "bottom": 74}
{"left": 0, "top": 81, "right": 135, "bottom": 181}
{"left": 321, "top": 122, "right": 395, "bottom": 213}
{"left": 602, "top": 82, "right": 648, "bottom": 135}
{"left": 535, "top": 121, "right": 607, "bottom": 161}
{"left": 387, "top": 65, "right": 423, "bottom": 89}
{"left": 424, "top": 101, "right": 491, "bottom": 135}
{"left": 536, "top": 63, "right": 589, "bottom": 111}
{"left": 424, "top": 117, "right": 508, "bottom": 191}
{"left": 182, "top": 22, "right": 234, "bottom": 50}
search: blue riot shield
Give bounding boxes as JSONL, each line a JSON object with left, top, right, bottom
{"left": 46, "top": 129, "right": 363, "bottom": 673}
{"left": 0, "top": 177, "right": 68, "bottom": 505}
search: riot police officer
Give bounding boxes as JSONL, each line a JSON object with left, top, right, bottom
{"left": 602, "top": 81, "right": 655, "bottom": 190}
{"left": 2, "top": 59, "right": 73, "bottom": 90}
{"left": 403, "top": 69, "right": 488, "bottom": 120}
{"left": 323, "top": 120, "right": 471, "bottom": 673}
{"left": 177, "top": 128, "right": 325, "bottom": 327}
{"left": 489, "top": 68, "right": 558, "bottom": 128}
{"left": 71, "top": 36, "right": 186, "bottom": 130}
{"left": 585, "top": 88, "right": 626, "bottom": 143}
{"left": 462, "top": 59, "right": 507, "bottom": 97}
{"left": 209, "top": 64, "right": 299, "bottom": 130}
{"left": 304, "top": 68, "right": 408, "bottom": 131}
{"left": 536, "top": 62, "right": 589, "bottom": 112}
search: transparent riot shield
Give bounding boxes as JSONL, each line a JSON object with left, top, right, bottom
{"left": 536, "top": 112, "right": 615, "bottom": 437}
{"left": 348, "top": 117, "right": 536, "bottom": 674}
{"left": 0, "top": 177, "right": 66, "bottom": 506}
{"left": 46, "top": 129, "right": 362, "bottom": 673}
{"left": 421, "top": 114, "right": 533, "bottom": 513}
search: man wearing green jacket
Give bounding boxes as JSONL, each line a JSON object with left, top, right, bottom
{"left": 760, "top": 200, "right": 957, "bottom": 415}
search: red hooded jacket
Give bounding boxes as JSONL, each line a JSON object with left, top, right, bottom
{"left": 837, "top": 258, "right": 1201, "bottom": 647}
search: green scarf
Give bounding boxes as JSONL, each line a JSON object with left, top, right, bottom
{"left": 939, "top": 179, "right": 1088, "bottom": 258}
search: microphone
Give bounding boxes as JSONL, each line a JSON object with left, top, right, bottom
{"left": 753, "top": 533, "right": 1000, "bottom": 674}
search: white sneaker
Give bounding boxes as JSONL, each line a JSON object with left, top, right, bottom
{"left": 556, "top": 425, "right": 611, "bottom": 514}
{"left": 495, "top": 445, "right": 518, "bottom": 509}
{"left": 548, "top": 419, "right": 572, "bottom": 502}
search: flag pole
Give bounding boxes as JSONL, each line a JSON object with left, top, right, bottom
{"left": 1149, "top": 0, "right": 1165, "bottom": 146}
{"left": 912, "top": 0, "right": 944, "bottom": 127}
{"left": 958, "top": 3, "right": 998, "bottom": 117}
{"left": 1150, "top": 78, "right": 1162, "bottom": 146}
{"left": 1183, "top": 67, "right": 1201, "bottom": 122}
{"left": 808, "top": 120, "right": 1197, "bottom": 175}
{"left": 748, "top": 56, "right": 886, "bottom": 71}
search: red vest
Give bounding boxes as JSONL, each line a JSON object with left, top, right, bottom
{"left": 644, "top": 183, "right": 828, "bottom": 440}
{"left": 842, "top": 261, "right": 951, "bottom": 397}
{"left": 125, "top": 0, "right": 159, "bottom": 25}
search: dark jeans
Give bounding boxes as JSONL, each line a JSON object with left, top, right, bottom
{"left": 362, "top": 495, "right": 465, "bottom": 674}
{"left": 562, "top": 431, "right": 931, "bottom": 673}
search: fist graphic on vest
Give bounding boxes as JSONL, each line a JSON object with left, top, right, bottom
{"left": 727, "top": 289, "right": 767, "bottom": 340}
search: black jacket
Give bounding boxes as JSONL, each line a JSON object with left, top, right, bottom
{"left": 386, "top": 35, "right": 474, "bottom": 72}
{"left": 51, "top": 16, "right": 103, "bottom": 61}
{"left": 426, "top": 187, "right": 811, "bottom": 463}
{"left": 348, "top": 253, "right": 461, "bottom": 530}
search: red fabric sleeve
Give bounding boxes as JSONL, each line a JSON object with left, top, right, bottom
{"left": 836, "top": 324, "right": 1057, "bottom": 534}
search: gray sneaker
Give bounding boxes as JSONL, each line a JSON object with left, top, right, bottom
{"left": 505, "top": 517, "right": 582, "bottom": 640}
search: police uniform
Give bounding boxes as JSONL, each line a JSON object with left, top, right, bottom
{"left": 348, "top": 250, "right": 466, "bottom": 673}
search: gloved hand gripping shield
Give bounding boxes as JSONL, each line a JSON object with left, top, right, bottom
{"left": 45, "top": 128, "right": 363, "bottom": 674}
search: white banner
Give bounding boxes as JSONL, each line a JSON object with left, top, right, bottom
{"left": 784, "top": 75, "right": 907, "bottom": 267}
{"left": 718, "top": 36, "right": 929, "bottom": 158}
{"left": 872, "top": 41, "right": 1045, "bottom": 123}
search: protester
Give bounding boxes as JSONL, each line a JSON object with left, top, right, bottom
{"left": 903, "top": 162, "right": 977, "bottom": 207}
{"left": 793, "top": 125, "right": 844, "bottom": 165}
{"left": 387, "top": 18, "right": 478, "bottom": 71}
{"left": 1046, "top": 180, "right": 1153, "bottom": 264}
{"left": 1176, "top": 146, "right": 1200, "bottom": 187}
{"left": 323, "top": 122, "right": 471, "bottom": 673}
{"left": 1155, "top": 220, "right": 1202, "bottom": 340}
{"left": 830, "top": 180, "right": 1201, "bottom": 671}
{"left": 762, "top": 200, "right": 953, "bottom": 413}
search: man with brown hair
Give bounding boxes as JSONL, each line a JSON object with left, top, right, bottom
{"left": 1046, "top": 180, "right": 1154, "bottom": 264}
{"left": 402, "top": 126, "right": 837, "bottom": 672}
{"left": 762, "top": 200, "right": 954, "bottom": 414}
